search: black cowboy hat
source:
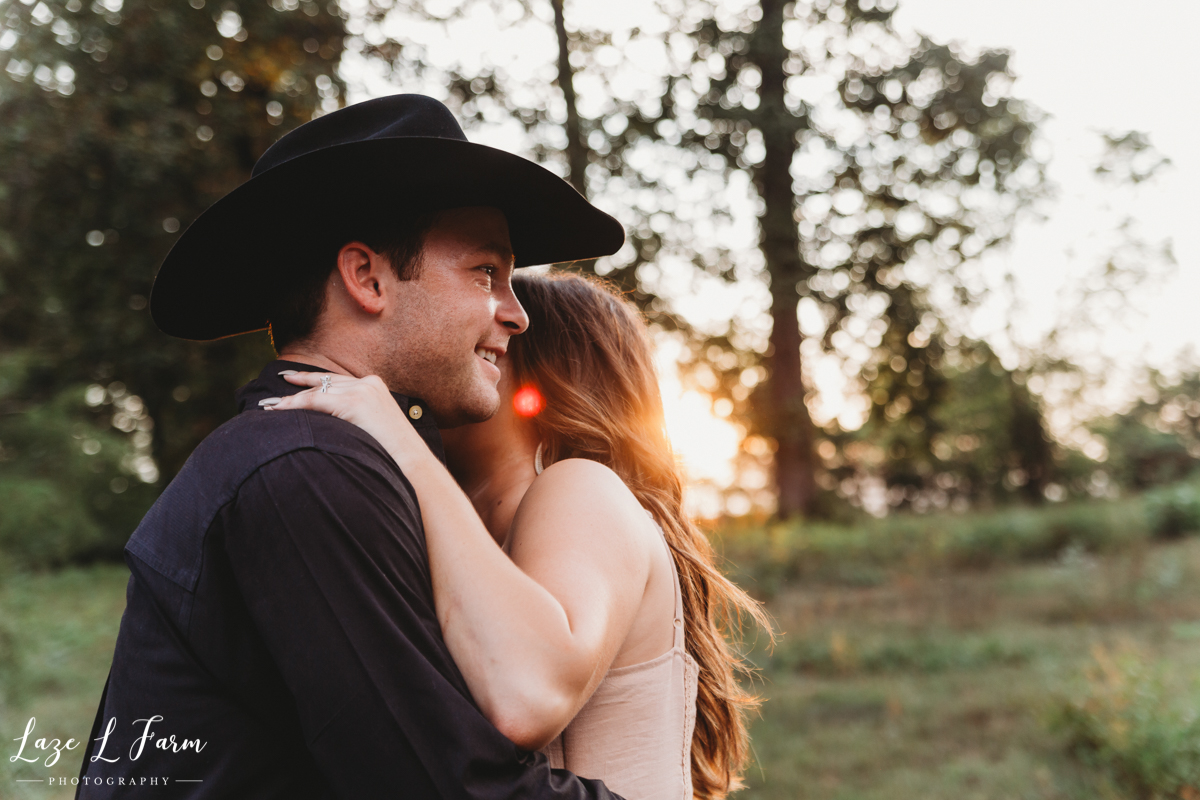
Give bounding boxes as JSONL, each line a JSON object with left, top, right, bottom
{"left": 150, "top": 94, "right": 625, "bottom": 341}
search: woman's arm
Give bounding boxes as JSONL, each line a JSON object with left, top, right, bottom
{"left": 267, "top": 373, "right": 655, "bottom": 749}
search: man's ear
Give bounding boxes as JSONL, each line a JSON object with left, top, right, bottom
{"left": 335, "top": 242, "right": 391, "bottom": 315}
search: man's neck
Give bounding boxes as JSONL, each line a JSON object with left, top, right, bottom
{"left": 276, "top": 349, "right": 360, "bottom": 377}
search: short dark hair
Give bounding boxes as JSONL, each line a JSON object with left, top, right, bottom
{"left": 267, "top": 212, "right": 436, "bottom": 353}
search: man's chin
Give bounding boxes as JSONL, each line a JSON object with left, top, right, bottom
{"left": 430, "top": 390, "right": 500, "bottom": 429}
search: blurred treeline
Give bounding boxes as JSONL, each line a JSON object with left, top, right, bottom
{"left": 718, "top": 477, "right": 1200, "bottom": 596}
{"left": 0, "top": 0, "right": 1196, "bottom": 566}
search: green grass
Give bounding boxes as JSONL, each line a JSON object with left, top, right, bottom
{"left": 1051, "top": 644, "right": 1200, "bottom": 799}
{"left": 2, "top": 533, "right": 1200, "bottom": 798}
{"left": 738, "top": 537, "right": 1200, "bottom": 799}
{"left": 0, "top": 564, "right": 129, "bottom": 798}
{"left": 716, "top": 482, "right": 1200, "bottom": 598}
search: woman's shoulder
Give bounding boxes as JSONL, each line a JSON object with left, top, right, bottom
{"left": 536, "top": 456, "right": 622, "bottom": 484}
{"left": 530, "top": 457, "right": 634, "bottom": 501}
{"left": 517, "top": 458, "right": 655, "bottom": 535}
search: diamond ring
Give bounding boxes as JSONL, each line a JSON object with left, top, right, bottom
{"left": 320, "top": 375, "right": 332, "bottom": 394}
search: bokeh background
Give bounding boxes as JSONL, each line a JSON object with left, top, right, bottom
{"left": 2, "top": 0, "right": 1200, "bottom": 797}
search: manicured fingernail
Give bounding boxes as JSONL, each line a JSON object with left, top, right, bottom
{"left": 259, "top": 397, "right": 282, "bottom": 406}
{"left": 278, "top": 370, "right": 298, "bottom": 376}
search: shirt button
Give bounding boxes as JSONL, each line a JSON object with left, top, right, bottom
{"left": 408, "top": 405, "right": 423, "bottom": 420}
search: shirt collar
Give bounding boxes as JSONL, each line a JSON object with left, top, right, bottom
{"left": 234, "top": 360, "right": 441, "bottom": 435}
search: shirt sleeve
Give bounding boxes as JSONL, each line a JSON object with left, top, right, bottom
{"left": 222, "top": 445, "right": 625, "bottom": 800}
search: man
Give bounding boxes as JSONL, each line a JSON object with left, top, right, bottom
{"left": 76, "top": 94, "right": 626, "bottom": 798}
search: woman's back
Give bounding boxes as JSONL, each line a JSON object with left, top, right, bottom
{"left": 540, "top": 521, "right": 698, "bottom": 800}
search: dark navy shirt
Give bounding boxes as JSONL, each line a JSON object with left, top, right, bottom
{"left": 76, "top": 360, "right": 621, "bottom": 800}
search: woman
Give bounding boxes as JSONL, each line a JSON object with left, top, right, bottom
{"left": 269, "top": 272, "right": 767, "bottom": 799}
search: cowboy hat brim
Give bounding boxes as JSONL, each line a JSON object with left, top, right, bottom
{"left": 150, "top": 137, "right": 625, "bottom": 341}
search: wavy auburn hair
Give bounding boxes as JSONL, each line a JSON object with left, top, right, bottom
{"left": 509, "top": 271, "right": 770, "bottom": 799}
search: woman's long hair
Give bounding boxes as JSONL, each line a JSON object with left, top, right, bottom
{"left": 510, "top": 271, "right": 770, "bottom": 799}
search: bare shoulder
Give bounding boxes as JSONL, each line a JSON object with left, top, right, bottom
{"left": 533, "top": 457, "right": 627, "bottom": 492}
{"left": 523, "top": 458, "right": 643, "bottom": 514}
{"left": 512, "top": 458, "right": 658, "bottom": 549}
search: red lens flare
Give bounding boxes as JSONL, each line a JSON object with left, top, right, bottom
{"left": 513, "top": 385, "right": 545, "bottom": 418}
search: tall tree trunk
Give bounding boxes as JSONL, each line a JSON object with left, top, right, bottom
{"left": 550, "top": 0, "right": 589, "bottom": 196}
{"left": 1007, "top": 370, "right": 1052, "bottom": 504}
{"left": 752, "top": 0, "right": 818, "bottom": 517}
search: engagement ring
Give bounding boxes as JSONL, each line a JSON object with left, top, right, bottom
{"left": 320, "top": 375, "right": 332, "bottom": 393}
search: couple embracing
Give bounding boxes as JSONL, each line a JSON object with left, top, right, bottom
{"left": 77, "top": 94, "right": 765, "bottom": 800}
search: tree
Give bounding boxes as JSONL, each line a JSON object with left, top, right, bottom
{"left": 827, "top": 341, "right": 1055, "bottom": 513}
{"left": 358, "top": 0, "right": 1049, "bottom": 518}
{"left": 650, "top": 0, "right": 1046, "bottom": 516}
{"left": 0, "top": 0, "right": 345, "bottom": 481}
{"left": 355, "top": 0, "right": 728, "bottom": 317}
{"left": 843, "top": 127, "right": 1181, "bottom": 511}
{"left": 1090, "top": 372, "right": 1200, "bottom": 492}
{"left": 998, "top": 129, "right": 1180, "bottom": 501}
{"left": 549, "top": 0, "right": 587, "bottom": 195}
{"left": 0, "top": 0, "right": 346, "bottom": 558}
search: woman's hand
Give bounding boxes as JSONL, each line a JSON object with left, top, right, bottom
{"left": 263, "top": 372, "right": 431, "bottom": 469}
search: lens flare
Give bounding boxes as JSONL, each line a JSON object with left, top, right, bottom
{"left": 513, "top": 385, "right": 544, "bottom": 417}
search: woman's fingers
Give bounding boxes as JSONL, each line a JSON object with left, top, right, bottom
{"left": 278, "top": 372, "right": 383, "bottom": 397}
{"left": 262, "top": 372, "right": 388, "bottom": 420}
{"left": 260, "top": 372, "right": 428, "bottom": 464}
{"left": 273, "top": 372, "right": 352, "bottom": 406}
{"left": 279, "top": 370, "right": 328, "bottom": 388}
{"left": 264, "top": 389, "right": 332, "bottom": 412}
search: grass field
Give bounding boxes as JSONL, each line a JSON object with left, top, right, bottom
{"left": 739, "top": 536, "right": 1200, "bottom": 799}
{"left": 2, "top": 536, "right": 1199, "bottom": 798}
{"left": 0, "top": 566, "right": 129, "bottom": 798}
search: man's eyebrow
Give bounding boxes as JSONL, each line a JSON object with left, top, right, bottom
{"left": 471, "top": 241, "right": 515, "bottom": 265}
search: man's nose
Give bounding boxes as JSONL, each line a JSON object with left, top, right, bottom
{"left": 498, "top": 288, "right": 529, "bottom": 334}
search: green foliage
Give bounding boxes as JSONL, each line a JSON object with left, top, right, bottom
{"left": 0, "top": 604, "right": 16, "bottom": 708}
{"left": 1053, "top": 645, "right": 1200, "bottom": 799}
{"left": 0, "top": 0, "right": 345, "bottom": 481}
{"left": 717, "top": 483, "right": 1195, "bottom": 596}
{"left": 1091, "top": 370, "right": 1200, "bottom": 492}
{"left": 0, "top": 476, "right": 103, "bottom": 566}
{"left": 829, "top": 341, "right": 1057, "bottom": 511}
{"left": 1144, "top": 482, "right": 1200, "bottom": 539}
{"left": 1095, "top": 130, "right": 1173, "bottom": 186}
{"left": 770, "top": 629, "right": 1031, "bottom": 677}
{"left": 0, "top": 352, "right": 157, "bottom": 566}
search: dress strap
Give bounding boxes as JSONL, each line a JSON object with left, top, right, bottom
{"left": 646, "top": 510, "right": 686, "bottom": 651}
{"left": 669, "top": 534, "right": 685, "bottom": 652}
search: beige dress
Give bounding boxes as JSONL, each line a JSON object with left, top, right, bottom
{"left": 539, "top": 521, "right": 700, "bottom": 800}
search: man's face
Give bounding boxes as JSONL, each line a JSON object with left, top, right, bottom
{"left": 378, "top": 207, "right": 528, "bottom": 426}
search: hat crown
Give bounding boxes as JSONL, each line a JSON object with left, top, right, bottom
{"left": 253, "top": 94, "right": 468, "bottom": 177}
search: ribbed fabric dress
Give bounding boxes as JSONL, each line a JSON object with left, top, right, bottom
{"left": 539, "top": 522, "right": 699, "bottom": 800}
